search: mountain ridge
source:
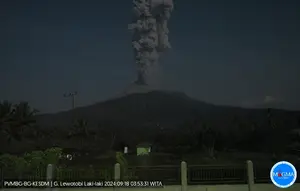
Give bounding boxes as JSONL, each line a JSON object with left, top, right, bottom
{"left": 35, "top": 90, "right": 300, "bottom": 131}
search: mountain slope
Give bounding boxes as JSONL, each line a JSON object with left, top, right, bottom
{"left": 36, "top": 91, "right": 300, "bottom": 131}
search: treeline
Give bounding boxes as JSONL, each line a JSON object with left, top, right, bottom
{"left": 0, "top": 101, "right": 300, "bottom": 158}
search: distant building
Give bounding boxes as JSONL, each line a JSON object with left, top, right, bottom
{"left": 136, "top": 142, "right": 152, "bottom": 156}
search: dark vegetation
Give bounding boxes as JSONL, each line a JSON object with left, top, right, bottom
{"left": 1, "top": 91, "right": 300, "bottom": 184}
{"left": 1, "top": 91, "right": 300, "bottom": 165}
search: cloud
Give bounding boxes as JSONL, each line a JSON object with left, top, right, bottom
{"left": 241, "top": 95, "right": 300, "bottom": 110}
{"left": 240, "top": 95, "right": 279, "bottom": 108}
{"left": 263, "top": 96, "right": 276, "bottom": 103}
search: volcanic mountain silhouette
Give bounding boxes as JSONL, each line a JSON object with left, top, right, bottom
{"left": 36, "top": 90, "right": 300, "bottom": 131}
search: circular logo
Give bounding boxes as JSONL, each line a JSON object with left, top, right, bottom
{"left": 270, "top": 161, "right": 297, "bottom": 188}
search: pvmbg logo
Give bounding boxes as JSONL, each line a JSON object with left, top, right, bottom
{"left": 270, "top": 161, "right": 297, "bottom": 188}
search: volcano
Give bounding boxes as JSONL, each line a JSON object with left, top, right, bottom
{"left": 35, "top": 90, "right": 300, "bottom": 131}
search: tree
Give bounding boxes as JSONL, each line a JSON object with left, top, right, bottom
{"left": 97, "top": 122, "right": 116, "bottom": 150}
{"left": 288, "top": 128, "right": 300, "bottom": 155}
{"left": 199, "top": 123, "right": 217, "bottom": 159}
{"left": 0, "top": 101, "right": 15, "bottom": 142}
{"left": 266, "top": 108, "right": 288, "bottom": 158}
{"left": 0, "top": 101, "right": 13, "bottom": 124}
{"left": 68, "top": 119, "right": 90, "bottom": 148}
{"left": 0, "top": 101, "right": 38, "bottom": 143}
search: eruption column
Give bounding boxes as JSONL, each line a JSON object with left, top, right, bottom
{"left": 128, "top": 0, "right": 173, "bottom": 86}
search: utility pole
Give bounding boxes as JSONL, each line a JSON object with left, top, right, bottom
{"left": 64, "top": 91, "right": 77, "bottom": 110}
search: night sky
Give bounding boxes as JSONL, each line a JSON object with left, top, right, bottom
{"left": 1, "top": 0, "right": 299, "bottom": 113}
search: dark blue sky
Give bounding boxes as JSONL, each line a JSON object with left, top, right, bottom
{"left": 1, "top": 0, "right": 299, "bottom": 113}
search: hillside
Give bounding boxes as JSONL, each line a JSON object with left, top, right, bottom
{"left": 36, "top": 90, "right": 300, "bottom": 131}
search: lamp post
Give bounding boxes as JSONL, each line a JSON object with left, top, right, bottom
{"left": 64, "top": 91, "right": 77, "bottom": 110}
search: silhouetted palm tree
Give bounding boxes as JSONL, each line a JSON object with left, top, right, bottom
{"left": 0, "top": 101, "right": 38, "bottom": 143}
{"left": 0, "top": 101, "right": 13, "bottom": 123}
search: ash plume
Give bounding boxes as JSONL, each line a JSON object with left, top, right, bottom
{"left": 128, "top": 0, "right": 174, "bottom": 87}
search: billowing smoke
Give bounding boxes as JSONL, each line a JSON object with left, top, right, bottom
{"left": 128, "top": 0, "right": 173, "bottom": 87}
